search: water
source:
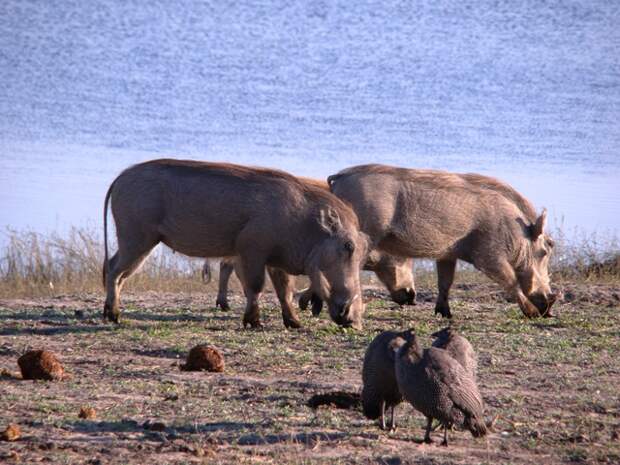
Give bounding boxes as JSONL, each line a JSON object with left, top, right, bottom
{"left": 1, "top": 0, "right": 619, "bottom": 242}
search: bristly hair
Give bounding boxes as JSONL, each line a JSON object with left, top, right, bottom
{"left": 329, "top": 164, "right": 539, "bottom": 224}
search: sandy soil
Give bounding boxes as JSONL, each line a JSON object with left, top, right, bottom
{"left": 0, "top": 281, "right": 619, "bottom": 464}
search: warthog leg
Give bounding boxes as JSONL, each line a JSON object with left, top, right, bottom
{"left": 104, "top": 234, "right": 157, "bottom": 323}
{"left": 434, "top": 259, "right": 456, "bottom": 318}
{"left": 215, "top": 259, "right": 234, "bottom": 311}
{"left": 237, "top": 255, "right": 266, "bottom": 328}
{"left": 310, "top": 295, "right": 323, "bottom": 316}
{"left": 515, "top": 290, "right": 541, "bottom": 318}
{"left": 268, "top": 267, "right": 302, "bottom": 329}
{"left": 298, "top": 288, "right": 324, "bottom": 316}
{"left": 483, "top": 259, "right": 541, "bottom": 318}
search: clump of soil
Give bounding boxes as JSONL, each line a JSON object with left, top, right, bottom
{"left": 1, "top": 424, "right": 21, "bottom": 441}
{"left": 0, "top": 368, "right": 20, "bottom": 380}
{"left": 78, "top": 407, "right": 97, "bottom": 420}
{"left": 17, "top": 350, "right": 65, "bottom": 381}
{"left": 180, "top": 345, "right": 224, "bottom": 372}
{"left": 143, "top": 420, "right": 167, "bottom": 431}
{"left": 307, "top": 391, "right": 361, "bottom": 410}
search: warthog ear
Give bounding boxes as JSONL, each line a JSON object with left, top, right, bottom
{"left": 318, "top": 207, "right": 343, "bottom": 235}
{"left": 530, "top": 209, "right": 547, "bottom": 240}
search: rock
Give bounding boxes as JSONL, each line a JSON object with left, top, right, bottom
{"left": 180, "top": 345, "right": 224, "bottom": 372}
{"left": 1, "top": 424, "right": 21, "bottom": 441}
{"left": 79, "top": 407, "right": 97, "bottom": 420}
{"left": 17, "top": 350, "right": 65, "bottom": 381}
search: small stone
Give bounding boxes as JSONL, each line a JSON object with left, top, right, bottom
{"left": 1, "top": 424, "right": 21, "bottom": 441}
{"left": 180, "top": 345, "right": 224, "bottom": 372}
{"left": 78, "top": 407, "right": 97, "bottom": 420}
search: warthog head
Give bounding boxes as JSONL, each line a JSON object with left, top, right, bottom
{"left": 306, "top": 207, "right": 368, "bottom": 329}
{"left": 512, "top": 210, "right": 557, "bottom": 317}
{"left": 366, "top": 251, "right": 416, "bottom": 305}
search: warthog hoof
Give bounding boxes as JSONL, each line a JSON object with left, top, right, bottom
{"left": 103, "top": 304, "right": 120, "bottom": 323}
{"left": 391, "top": 288, "right": 417, "bottom": 306}
{"left": 283, "top": 316, "right": 302, "bottom": 329}
{"left": 434, "top": 302, "right": 452, "bottom": 319}
{"left": 215, "top": 296, "right": 230, "bottom": 311}
{"left": 311, "top": 296, "right": 323, "bottom": 316}
{"left": 242, "top": 314, "right": 262, "bottom": 329}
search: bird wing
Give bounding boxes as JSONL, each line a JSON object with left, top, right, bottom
{"left": 427, "top": 348, "right": 484, "bottom": 415}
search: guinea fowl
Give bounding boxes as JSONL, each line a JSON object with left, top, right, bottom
{"left": 362, "top": 330, "right": 407, "bottom": 431}
{"left": 431, "top": 327, "right": 477, "bottom": 379}
{"left": 394, "top": 330, "right": 487, "bottom": 446}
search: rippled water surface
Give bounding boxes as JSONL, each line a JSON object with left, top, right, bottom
{"left": 1, "top": 0, "right": 619, "bottom": 240}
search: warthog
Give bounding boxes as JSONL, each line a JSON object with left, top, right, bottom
{"left": 204, "top": 249, "right": 414, "bottom": 318}
{"left": 201, "top": 177, "right": 416, "bottom": 315}
{"left": 328, "top": 164, "right": 557, "bottom": 318}
{"left": 102, "top": 159, "right": 369, "bottom": 328}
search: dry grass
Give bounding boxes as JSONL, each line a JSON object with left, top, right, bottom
{"left": 1, "top": 227, "right": 619, "bottom": 299}
{"left": 0, "top": 227, "right": 208, "bottom": 297}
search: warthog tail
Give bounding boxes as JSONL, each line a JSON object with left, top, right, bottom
{"left": 102, "top": 180, "right": 115, "bottom": 288}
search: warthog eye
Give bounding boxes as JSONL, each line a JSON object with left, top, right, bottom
{"left": 344, "top": 241, "right": 354, "bottom": 254}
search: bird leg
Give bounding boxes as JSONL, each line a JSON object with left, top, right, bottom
{"left": 441, "top": 425, "right": 449, "bottom": 447}
{"left": 424, "top": 417, "right": 434, "bottom": 444}
{"left": 389, "top": 405, "right": 397, "bottom": 432}
{"left": 380, "top": 400, "right": 387, "bottom": 431}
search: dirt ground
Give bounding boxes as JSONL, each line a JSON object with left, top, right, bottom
{"left": 0, "top": 280, "right": 619, "bottom": 464}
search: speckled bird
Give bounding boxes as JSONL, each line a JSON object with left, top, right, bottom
{"left": 395, "top": 330, "right": 487, "bottom": 446}
{"left": 361, "top": 330, "right": 407, "bottom": 430}
{"left": 431, "top": 327, "right": 477, "bottom": 379}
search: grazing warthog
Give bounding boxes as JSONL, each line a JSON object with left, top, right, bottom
{"left": 328, "top": 164, "right": 557, "bottom": 318}
{"left": 201, "top": 177, "right": 416, "bottom": 315}
{"left": 102, "top": 159, "right": 368, "bottom": 329}
{"left": 207, "top": 249, "right": 415, "bottom": 314}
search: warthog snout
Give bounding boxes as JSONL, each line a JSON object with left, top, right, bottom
{"left": 328, "top": 294, "right": 362, "bottom": 328}
{"left": 330, "top": 299, "right": 352, "bottom": 321}
{"left": 529, "top": 291, "right": 557, "bottom": 317}
{"left": 390, "top": 287, "right": 416, "bottom": 306}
